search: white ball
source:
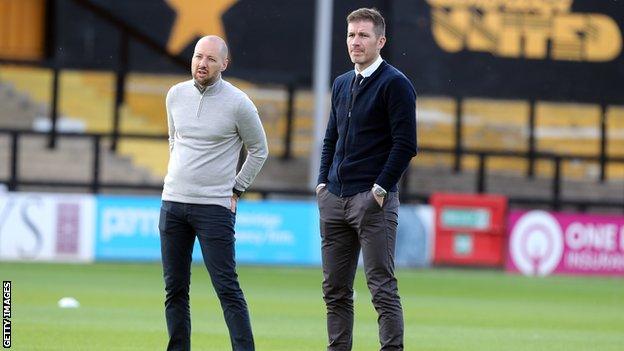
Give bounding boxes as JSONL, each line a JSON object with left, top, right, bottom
{"left": 57, "top": 297, "right": 80, "bottom": 309}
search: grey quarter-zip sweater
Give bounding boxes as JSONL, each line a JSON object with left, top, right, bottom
{"left": 162, "top": 78, "right": 268, "bottom": 208}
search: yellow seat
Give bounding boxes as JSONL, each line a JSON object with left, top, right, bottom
{"left": 1, "top": 65, "right": 622, "bottom": 182}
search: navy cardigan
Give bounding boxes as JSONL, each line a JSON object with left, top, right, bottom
{"left": 318, "top": 61, "right": 417, "bottom": 197}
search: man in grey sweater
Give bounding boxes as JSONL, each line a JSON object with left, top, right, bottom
{"left": 159, "top": 35, "right": 268, "bottom": 351}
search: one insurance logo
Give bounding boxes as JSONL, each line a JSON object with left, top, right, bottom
{"left": 509, "top": 211, "right": 564, "bottom": 276}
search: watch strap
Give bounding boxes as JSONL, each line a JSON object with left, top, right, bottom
{"left": 232, "top": 187, "right": 244, "bottom": 198}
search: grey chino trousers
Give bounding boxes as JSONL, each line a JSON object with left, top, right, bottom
{"left": 317, "top": 188, "right": 404, "bottom": 351}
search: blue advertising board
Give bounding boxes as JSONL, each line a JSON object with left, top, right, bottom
{"left": 94, "top": 195, "right": 431, "bottom": 267}
{"left": 95, "top": 195, "right": 162, "bottom": 261}
{"left": 235, "top": 201, "right": 320, "bottom": 265}
{"left": 95, "top": 195, "right": 321, "bottom": 265}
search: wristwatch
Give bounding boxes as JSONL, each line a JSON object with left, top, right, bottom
{"left": 372, "top": 184, "right": 387, "bottom": 198}
{"left": 316, "top": 183, "right": 326, "bottom": 194}
{"left": 232, "top": 187, "right": 244, "bottom": 198}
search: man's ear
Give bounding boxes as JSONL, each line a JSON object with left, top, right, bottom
{"left": 378, "top": 35, "right": 386, "bottom": 50}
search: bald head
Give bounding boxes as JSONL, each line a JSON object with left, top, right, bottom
{"left": 194, "top": 35, "right": 229, "bottom": 60}
{"left": 191, "top": 35, "right": 229, "bottom": 87}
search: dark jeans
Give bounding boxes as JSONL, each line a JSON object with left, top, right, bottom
{"left": 159, "top": 200, "right": 254, "bottom": 351}
{"left": 317, "top": 189, "right": 403, "bottom": 351}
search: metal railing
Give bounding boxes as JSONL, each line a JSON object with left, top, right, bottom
{"left": 450, "top": 97, "right": 615, "bottom": 182}
{"left": 1, "top": 129, "right": 164, "bottom": 193}
{"left": 1, "top": 129, "right": 622, "bottom": 213}
{"left": 400, "top": 146, "right": 624, "bottom": 212}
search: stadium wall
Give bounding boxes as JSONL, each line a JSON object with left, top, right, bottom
{"left": 3, "top": 191, "right": 623, "bottom": 277}
{"left": 44, "top": 0, "right": 623, "bottom": 102}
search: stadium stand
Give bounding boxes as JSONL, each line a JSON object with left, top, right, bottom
{"left": 0, "top": 0, "right": 621, "bottom": 212}
{"left": 2, "top": 62, "right": 622, "bottom": 212}
{"left": 0, "top": 67, "right": 162, "bottom": 191}
{"left": 2, "top": 65, "right": 624, "bottom": 181}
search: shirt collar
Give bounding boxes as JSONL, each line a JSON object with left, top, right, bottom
{"left": 194, "top": 77, "right": 222, "bottom": 94}
{"left": 354, "top": 55, "right": 383, "bottom": 78}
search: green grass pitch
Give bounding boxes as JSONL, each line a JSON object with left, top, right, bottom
{"left": 2, "top": 262, "right": 623, "bottom": 350}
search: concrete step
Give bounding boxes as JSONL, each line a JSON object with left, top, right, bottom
{"left": 0, "top": 83, "right": 42, "bottom": 128}
{"left": 0, "top": 134, "right": 162, "bottom": 185}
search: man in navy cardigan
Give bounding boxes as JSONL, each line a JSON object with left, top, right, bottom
{"left": 316, "top": 7, "right": 417, "bottom": 351}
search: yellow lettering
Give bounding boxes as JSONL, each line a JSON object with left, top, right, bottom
{"left": 430, "top": 7, "right": 470, "bottom": 53}
{"left": 553, "top": 14, "right": 590, "bottom": 61}
{"left": 584, "top": 15, "right": 622, "bottom": 62}
{"left": 427, "top": 0, "right": 622, "bottom": 62}
{"left": 521, "top": 15, "right": 551, "bottom": 59}
{"left": 427, "top": 0, "right": 572, "bottom": 14}
{"left": 466, "top": 11, "right": 499, "bottom": 53}
{"left": 497, "top": 13, "right": 523, "bottom": 58}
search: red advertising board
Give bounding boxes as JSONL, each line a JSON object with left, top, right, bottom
{"left": 431, "top": 193, "right": 508, "bottom": 267}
